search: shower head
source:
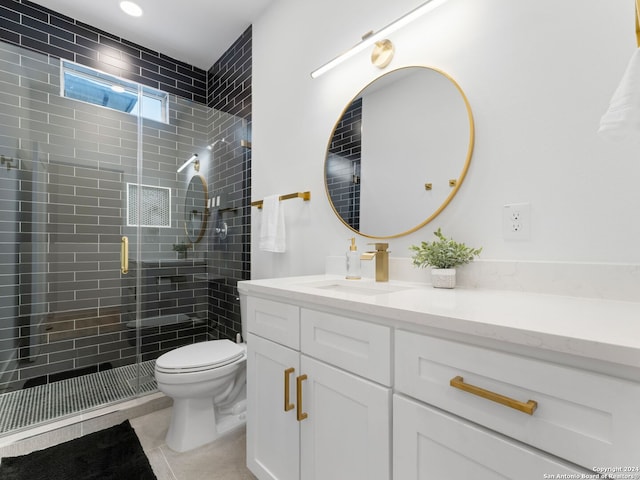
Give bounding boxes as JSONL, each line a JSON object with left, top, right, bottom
{"left": 207, "top": 138, "right": 228, "bottom": 151}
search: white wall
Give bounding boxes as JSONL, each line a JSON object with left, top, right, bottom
{"left": 251, "top": 0, "right": 640, "bottom": 280}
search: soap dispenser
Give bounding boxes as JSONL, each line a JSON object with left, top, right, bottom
{"left": 346, "top": 237, "right": 361, "bottom": 280}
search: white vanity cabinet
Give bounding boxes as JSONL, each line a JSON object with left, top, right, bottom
{"left": 241, "top": 276, "right": 640, "bottom": 480}
{"left": 246, "top": 296, "right": 391, "bottom": 480}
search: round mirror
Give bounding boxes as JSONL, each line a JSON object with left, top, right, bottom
{"left": 324, "top": 66, "right": 474, "bottom": 238}
{"left": 184, "top": 175, "right": 208, "bottom": 243}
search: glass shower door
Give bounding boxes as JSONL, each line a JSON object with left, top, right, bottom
{"left": 0, "top": 38, "right": 213, "bottom": 436}
{"left": 0, "top": 155, "right": 19, "bottom": 396}
{"left": 0, "top": 41, "right": 146, "bottom": 434}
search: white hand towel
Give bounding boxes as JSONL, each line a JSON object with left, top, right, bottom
{"left": 598, "top": 48, "right": 640, "bottom": 142}
{"left": 259, "top": 194, "right": 286, "bottom": 253}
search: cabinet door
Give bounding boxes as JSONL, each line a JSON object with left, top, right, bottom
{"left": 300, "top": 355, "right": 391, "bottom": 480}
{"left": 393, "top": 395, "right": 590, "bottom": 480}
{"left": 247, "top": 333, "right": 300, "bottom": 480}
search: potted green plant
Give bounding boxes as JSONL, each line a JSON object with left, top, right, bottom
{"left": 409, "top": 228, "right": 482, "bottom": 288}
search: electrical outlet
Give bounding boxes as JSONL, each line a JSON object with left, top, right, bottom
{"left": 502, "top": 203, "right": 531, "bottom": 240}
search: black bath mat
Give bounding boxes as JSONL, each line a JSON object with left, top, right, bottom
{"left": 0, "top": 420, "right": 156, "bottom": 480}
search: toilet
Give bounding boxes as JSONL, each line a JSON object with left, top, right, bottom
{"left": 154, "top": 312, "right": 248, "bottom": 452}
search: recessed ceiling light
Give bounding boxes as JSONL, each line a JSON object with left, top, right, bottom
{"left": 120, "top": 1, "right": 143, "bottom": 17}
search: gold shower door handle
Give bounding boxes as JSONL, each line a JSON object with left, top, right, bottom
{"left": 284, "top": 368, "right": 295, "bottom": 412}
{"left": 449, "top": 376, "right": 538, "bottom": 415}
{"left": 121, "top": 236, "right": 129, "bottom": 274}
{"left": 296, "top": 374, "right": 308, "bottom": 421}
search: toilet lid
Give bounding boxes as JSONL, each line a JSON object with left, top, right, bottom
{"left": 155, "top": 340, "right": 245, "bottom": 373}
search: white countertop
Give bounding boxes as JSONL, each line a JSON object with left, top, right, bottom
{"left": 238, "top": 275, "right": 640, "bottom": 370}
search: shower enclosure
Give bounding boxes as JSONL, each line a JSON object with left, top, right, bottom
{"left": 0, "top": 39, "right": 236, "bottom": 436}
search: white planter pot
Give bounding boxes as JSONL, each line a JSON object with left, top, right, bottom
{"left": 431, "top": 268, "right": 456, "bottom": 288}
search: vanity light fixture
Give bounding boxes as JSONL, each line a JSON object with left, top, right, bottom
{"left": 177, "top": 154, "right": 198, "bottom": 173}
{"left": 370, "top": 38, "right": 395, "bottom": 69}
{"left": 120, "top": 1, "right": 143, "bottom": 17}
{"left": 311, "top": 0, "right": 449, "bottom": 79}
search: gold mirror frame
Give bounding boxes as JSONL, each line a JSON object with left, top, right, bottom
{"left": 324, "top": 65, "right": 475, "bottom": 239}
{"left": 184, "top": 174, "right": 209, "bottom": 244}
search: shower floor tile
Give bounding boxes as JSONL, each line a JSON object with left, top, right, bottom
{"left": 0, "top": 360, "right": 157, "bottom": 436}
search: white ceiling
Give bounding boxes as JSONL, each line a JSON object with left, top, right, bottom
{"left": 33, "top": 0, "right": 274, "bottom": 70}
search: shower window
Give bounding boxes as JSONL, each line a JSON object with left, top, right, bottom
{"left": 61, "top": 61, "right": 169, "bottom": 123}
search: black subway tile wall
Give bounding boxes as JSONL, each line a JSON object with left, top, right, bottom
{"left": 326, "top": 98, "right": 361, "bottom": 230}
{"left": 207, "top": 26, "right": 251, "bottom": 117}
{"left": 0, "top": 41, "right": 211, "bottom": 392}
{"left": 0, "top": 0, "right": 207, "bottom": 104}
{"left": 206, "top": 26, "right": 252, "bottom": 341}
{"left": 0, "top": 2, "right": 253, "bottom": 391}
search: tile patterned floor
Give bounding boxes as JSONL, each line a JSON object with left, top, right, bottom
{"left": 131, "top": 408, "right": 257, "bottom": 480}
{"left": 0, "top": 402, "right": 256, "bottom": 480}
{"left": 0, "top": 355, "right": 255, "bottom": 480}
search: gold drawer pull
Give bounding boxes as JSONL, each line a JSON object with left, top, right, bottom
{"left": 284, "top": 368, "right": 295, "bottom": 412}
{"left": 296, "top": 374, "right": 308, "bottom": 422}
{"left": 450, "top": 376, "right": 538, "bottom": 416}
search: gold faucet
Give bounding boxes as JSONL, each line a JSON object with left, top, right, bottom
{"left": 361, "top": 243, "right": 389, "bottom": 282}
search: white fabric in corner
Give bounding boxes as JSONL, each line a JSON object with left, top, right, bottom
{"left": 599, "top": 48, "right": 640, "bottom": 142}
{"left": 259, "top": 194, "right": 286, "bottom": 253}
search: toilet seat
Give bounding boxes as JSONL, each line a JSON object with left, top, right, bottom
{"left": 155, "top": 340, "right": 245, "bottom": 374}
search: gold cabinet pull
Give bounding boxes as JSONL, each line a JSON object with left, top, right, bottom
{"left": 284, "top": 368, "right": 295, "bottom": 412}
{"left": 120, "top": 236, "right": 129, "bottom": 274}
{"left": 296, "top": 374, "right": 308, "bottom": 421}
{"left": 449, "top": 376, "right": 538, "bottom": 415}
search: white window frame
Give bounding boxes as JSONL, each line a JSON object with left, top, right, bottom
{"left": 61, "top": 60, "right": 169, "bottom": 124}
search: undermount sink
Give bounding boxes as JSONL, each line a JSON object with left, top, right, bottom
{"left": 301, "top": 280, "right": 411, "bottom": 296}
